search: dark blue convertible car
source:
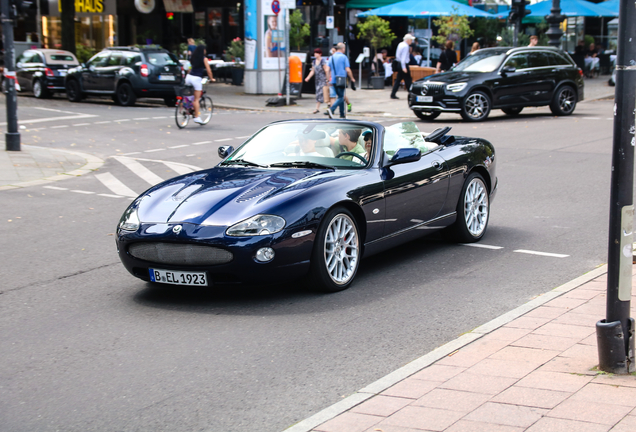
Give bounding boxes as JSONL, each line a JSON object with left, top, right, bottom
{"left": 117, "top": 120, "right": 497, "bottom": 292}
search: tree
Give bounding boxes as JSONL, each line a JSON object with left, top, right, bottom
{"left": 356, "top": 16, "right": 396, "bottom": 76}
{"left": 432, "top": 7, "right": 474, "bottom": 45}
{"left": 60, "top": 0, "right": 76, "bottom": 54}
{"left": 289, "top": 10, "right": 310, "bottom": 51}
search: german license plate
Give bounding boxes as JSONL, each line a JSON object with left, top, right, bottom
{"left": 58, "top": 70, "right": 67, "bottom": 76}
{"left": 416, "top": 96, "right": 433, "bottom": 102}
{"left": 149, "top": 268, "right": 208, "bottom": 286}
{"left": 159, "top": 74, "right": 175, "bottom": 81}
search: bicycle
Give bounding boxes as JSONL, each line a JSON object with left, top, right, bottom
{"left": 174, "top": 80, "right": 214, "bottom": 129}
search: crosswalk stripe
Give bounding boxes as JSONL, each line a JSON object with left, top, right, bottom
{"left": 95, "top": 172, "right": 138, "bottom": 197}
{"left": 112, "top": 156, "right": 164, "bottom": 185}
{"left": 162, "top": 162, "right": 196, "bottom": 175}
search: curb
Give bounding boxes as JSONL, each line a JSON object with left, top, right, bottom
{"left": 282, "top": 263, "right": 608, "bottom": 432}
{"left": 214, "top": 103, "right": 410, "bottom": 118}
{"left": 0, "top": 145, "right": 105, "bottom": 191}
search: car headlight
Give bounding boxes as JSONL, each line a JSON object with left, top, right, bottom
{"left": 446, "top": 83, "right": 467, "bottom": 92}
{"left": 118, "top": 205, "right": 140, "bottom": 232}
{"left": 226, "top": 214, "right": 286, "bottom": 236}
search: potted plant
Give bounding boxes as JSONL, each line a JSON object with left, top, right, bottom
{"left": 357, "top": 16, "right": 396, "bottom": 89}
{"left": 225, "top": 37, "right": 245, "bottom": 85}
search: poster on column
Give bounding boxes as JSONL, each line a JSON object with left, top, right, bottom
{"left": 244, "top": 0, "right": 257, "bottom": 70}
{"left": 261, "top": 0, "right": 286, "bottom": 70}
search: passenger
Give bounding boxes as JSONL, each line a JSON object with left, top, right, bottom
{"left": 362, "top": 131, "right": 373, "bottom": 159}
{"left": 328, "top": 128, "right": 366, "bottom": 161}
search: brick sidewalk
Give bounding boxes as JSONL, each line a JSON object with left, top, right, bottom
{"left": 289, "top": 265, "right": 636, "bottom": 432}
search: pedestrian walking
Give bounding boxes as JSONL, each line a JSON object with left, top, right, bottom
{"left": 304, "top": 48, "right": 330, "bottom": 114}
{"left": 528, "top": 35, "right": 538, "bottom": 47}
{"left": 470, "top": 42, "right": 480, "bottom": 55}
{"left": 436, "top": 40, "right": 457, "bottom": 73}
{"left": 390, "top": 34, "right": 415, "bottom": 100}
{"left": 326, "top": 43, "right": 355, "bottom": 119}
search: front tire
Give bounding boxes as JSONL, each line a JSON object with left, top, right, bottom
{"left": 309, "top": 207, "right": 361, "bottom": 292}
{"left": 451, "top": 172, "right": 490, "bottom": 243}
{"left": 461, "top": 91, "right": 491, "bottom": 122}
{"left": 198, "top": 96, "right": 214, "bottom": 124}
{"left": 550, "top": 85, "right": 577, "bottom": 116}
{"left": 66, "top": 79, "right": 82, "bottom": 102}
{"left": 116, "top": 82, "right": 136, "bottom": 106}
{"left": 414, "top": 110, "right": 440, "bottom": 121}
{"left": 33, "top": 79, "right": 49, "bottom": 99}
{"left": 175, "top": 101, "right": 189, "bottom": 129}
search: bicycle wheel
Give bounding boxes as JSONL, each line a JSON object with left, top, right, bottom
{"left": 199, "top": 96, "right": 214, "bottom": 125}
{"left": 175, "top": 101, "right": 189, "bottom": 129}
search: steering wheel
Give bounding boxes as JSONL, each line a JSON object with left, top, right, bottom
{"left": 335, "top": 152, "right": 368, "bottom": 165}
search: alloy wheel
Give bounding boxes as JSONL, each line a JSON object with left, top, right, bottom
{"left": 558, "top": 88, "right": 576, "bottom": 114}
{"left": 464, "top": 93, "right": 490, "bottom": 120}
{"left": 323, "top": 214, "right": 359, "bottom": 285}
{"left": 463, "top": 177, "right": 489, "bottom": 237}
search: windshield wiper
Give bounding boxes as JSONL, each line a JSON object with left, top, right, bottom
{"left": 221, "top": 159, "right": 268, "bottom": 168}
{"left": 269, "top": 161, "right": 335, "bottom": 171}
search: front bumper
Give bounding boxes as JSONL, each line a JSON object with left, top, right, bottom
{"left": 117, "top": 223, "right": 314, "bottom": 286}
{"left": 408, "top": 85, "right": 464, "bottom": 113}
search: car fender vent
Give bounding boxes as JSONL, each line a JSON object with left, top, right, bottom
{"left": 128, "top": 243, "right": 233, "bottom": 266}
{"left": 236, "top": 184, "right": 275, "bottom": 202}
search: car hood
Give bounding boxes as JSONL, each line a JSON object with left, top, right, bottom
{"left": 136, "top": 167, "right": 341, "bottom": 226}
{"left": 419, "top": 71, "right": 477, "bottom": 84}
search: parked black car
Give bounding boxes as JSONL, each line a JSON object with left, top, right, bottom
{"left": 16, "top": 49, "right": 79, "bottom": 99}
{"left": 65, "top": 46, "right": 182, "bottom": 106}
{"left": 408, "top": 47, "right": 585, "bottom": 122}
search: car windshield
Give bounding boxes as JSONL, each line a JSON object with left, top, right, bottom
{"left": 147, "top": 52, "right": 178, "bottom": 66}
{"left": 221, "top": 122, "right": 375, "bottom": 170}
{"left": 453, "top": 51, "right": 506, "bottom": 72}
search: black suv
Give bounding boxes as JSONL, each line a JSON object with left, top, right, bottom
{"left": 408, "top": 47, "right": 584, "bottom": 122}
{"left": 65, "top": 47, "right": 182, "bottom": 106}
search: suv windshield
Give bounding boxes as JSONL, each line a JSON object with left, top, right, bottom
{"left": 146, "top": 52, "right": 178, "bottom": 66}
{"left": 453, "top": 51, "right": 506, "bottom": 72}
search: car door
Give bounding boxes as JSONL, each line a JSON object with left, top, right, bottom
{"left": 96, "top": 52, "right": 123, "bottom": 91}
{"left": 382, "top": 122, "right": 450, "bottom": 236}
{"left": 83, "top": 52, "right": 110, "bottom": 91}
{"left": 525, "top": 51, "right": 555, "bottom": 104}
{"left": 16, "top": 51, "right": 35, "bottom": 90}
{"left": 492, "top": 52, "right": 533, "bottom": 106}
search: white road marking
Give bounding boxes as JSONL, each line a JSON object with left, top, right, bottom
{"left": 193, "top": 141, "right": 211, "bottom": 145}
{"left": 462, "top": 243, "right": 504, "bottom": 250}
{"left": 43, "top": 186, "right": 68, "bottom": 191}
{"left": 144, "top": 148, "right": 165, "bottom": 153}
{"left": 235, "top": 136, "right": 251, "bottom": 139}
{"left": 114, "top": 119, "right": 130, "bottom": 122}
{"left": 133, "top": 157, "right": 202, "bottom": 171}
{"left": 34, "top": 107, "right": 81, "bottom": 114}
{"left": 133, "top": 117, "right": 149, "bottom": 120}
{"left": 94, "top": 121, "right": 112, "bottom": 124}
{"left": 95, "top": 172, "right": 138, "bottom": 197}
{"left": 112, "top": 156, "right": 164, "bottom": 185}
{"left": 73, "top": 123, "right": 90, "bottom": 126}
{"left": 514, "top": 249, "right": 569, "bottom": 258}
{"left": 169, "top": 145, "right": 189, "bottom": 149}
{"left": 120, "top": 152, "right": 140, "bottom": 156}
{"left": 215, "top": 138, "right": 232, "bottom": 142}
{"left": 71, "top": 190, "right": 95, "bottom": 194}
{"left": 2, "top": 113, "right": 98, "bottom": 126}
{"left": 162, "top": 162, "right": 195, "bottom": 175}
{"left": 98, "top": 194, "right": 125, "bottom": 198}
{"left": 50, "top": 125, "right": 69, "bottom": 129}
{"left": 152, "top": 116, "right": 167, "bottom": 119}
{"left": 582, "top": 117, "right": 601, "bottom": 120}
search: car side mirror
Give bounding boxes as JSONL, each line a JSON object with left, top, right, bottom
{"left": 81, "top": 63, "right": 86, "bottom": 68}
{"left": 218, "top": 145, "right": 234, "bottom": 160}
{"left": 387, "top": 147, "right": 421, "bottom": 167}
{"left": 501, "top": 65, "right": 516, "bottom": 74}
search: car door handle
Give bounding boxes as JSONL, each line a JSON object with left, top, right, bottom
{"left": 432, "top": 160, "right": 443, "bottom": 170}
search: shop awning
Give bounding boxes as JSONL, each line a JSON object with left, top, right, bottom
{"left": 347, "top": 0, "right": 401, "bottom": 9}
{"left": 357, "top": 0, "right": 498, "bottom": 18}
{"left": 163, "top": 0, "right": 194, "bottom": 13}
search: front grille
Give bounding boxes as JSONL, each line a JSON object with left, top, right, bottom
{"left": 128, "top": 243, "right": 233, "bottom": 266}
{"left": 421, "top": 84, "right": 444, "bottom": 96}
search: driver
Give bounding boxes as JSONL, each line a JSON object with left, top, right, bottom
{"left": 286, "top": 130, "right": 328, "bottom": 157}
{"left": 328, "top": 128, "right": 367, "bottom": 162}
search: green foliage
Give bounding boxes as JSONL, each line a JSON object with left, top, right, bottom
{"left": 357, "top": 16, "right": 396, "bottom": 75}
{"left": 224, "top": 37, "right": 245, "bottom": 64}
{"left": 432, "top": 7, "right": 474, "bottom": 45}
{"left": 584, "top": 34, "right": 595, "bottom": 47}
{"left": 470, "top": 18, "right": 504, "bottom": 47}
{"left": 498, "top": 27, "right": 530, "bottom": 47}
{"left": 290, "top": 10, "right": 310, "bottom": 51}
{"left": 75, "top": 44, "right": 96, "bottom": 63}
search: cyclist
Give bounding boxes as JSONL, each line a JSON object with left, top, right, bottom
{"left": 186, "top": 45, "right": 215, "bottom": 124}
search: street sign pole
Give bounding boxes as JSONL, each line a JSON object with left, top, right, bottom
{"left": 1, "top": 0, "right": 21, "bottom": 151}
{"left": 596, "top": 0, "right": 636, "bottom": 374}
{"left": 284, "top": 8, "right": 290, "bottom": 106}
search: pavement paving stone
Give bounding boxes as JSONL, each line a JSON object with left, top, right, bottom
{"left": 409, "top": 365, "right": 466, "bottom": 382}
{"left": 361, "top": 425, "right": 424, "bottom": 432}
{"left": 467, "top": 358, "right": 544, "bottom": 379}
{"left": 511, "top": 334, "right": 583, "bottom": 352}
{"left": 559, "top": 343, "right": 599, "bottom": 359}
{"left": 609, "top": 415, "right": 636, "bottom": 432}
{"left": 489, "top": 346, "right": 560, "bottom": 364}
{"left": 380, "top": 378, "right": 440, "bottom": 399}
{"left": 444, "top": 420, "right": 525, "bottom": 432}
{"left": 374, "top": 406, "right": 465, "bottom": 431}
{"left": 532, "top": 322, "right": 596, "bottom": 339}
{"left": 546, "top": 400, "right": 633, "bottom": 425}
{"left": 490, "top": 386, "right": 572, "bottom": 409}
{"left": 551, "top": 311, "right": 601, "bottom": 327}
{"left": 543, "top": 296, "right": 590, "bottom": 310}
{"left": 561, "top": 289, "right": 604, "bottom": 300}
{"left": 313, "top": 412, "right": 383, "bottom": 432}
{"left": 477, "top": 327, "right": 533, "bottom": 343}
{"left": 437, "top": 372, "right": 517, "bottom": 395}
{"left": 523, "top": 306, "right": 569, "bottom": 320}
{"left": 349, "top": 395, "right": 412, "bottom": 417}
{"left": 525, "top": 417, "right": 611, "bottom": 432}
{"left": 463, "top": 402, "right": 548, "bottom": 428}
{"left": 539, "top": 354, "right": 598, "bottom": 375}
{"left": 515, "top": 371, "right": 593, "bottom": 393}
{"left": 579, "top": 333, "right": 598, "bottom": 346}
{"left": 592, "top": 374, "right": 636, "bottom": 388}
{"left": 436, "top": 338, "right": 510, "bottom": 368}
{"left": 411, "top": 388, "right": 491, "bottom": 413}
{"left": 503, "top": 316, "right": 554, "bottom": 330}
{"left": 569, "top": 383, "right": 636, "bottom": 407}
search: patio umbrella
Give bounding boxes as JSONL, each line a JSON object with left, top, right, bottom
{"left": 599, "top": 0, "right": 619, "bottom": 14}
{"left": 357, "top": 0, "right": 497, "bottom": 18}
{"left": 496, "top": 0, "right": 618, "bottom": 18}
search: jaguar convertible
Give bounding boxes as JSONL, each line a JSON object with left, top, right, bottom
{"left": 116, "top": 120, "right": 497, "bottom": 292}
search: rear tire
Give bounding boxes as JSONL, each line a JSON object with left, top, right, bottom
{"left": 550, "top": 85, "right": 577, "bottom": 116}
{"left": 309, "top": 207, "right": 361, "bottom": 293}
{"left": 66, "top": 79, "right": 82, "bottom": 102}
{"left": 501, "top": 107, "right": 523, "bottom": 116}
{"left": 116, "top": 82, "right": 136, "bottom": 106}
{"left": 33, "top": 79, "right": 49, "bottom": 99}
{"left": 414, "top": 110, "right": 440, "bottom": 121}
{"left": 175, "top": 101, "right": 189, "bottom": 129}
{"left": 449, "top": 172, "right": 490, "bottom": 243}
{"left": 198, "top": 96, "right": 214, "bottom": 125}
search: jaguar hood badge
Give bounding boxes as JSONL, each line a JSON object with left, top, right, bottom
{"left": 173, "top": 225, "right": 183, "bottom": 234}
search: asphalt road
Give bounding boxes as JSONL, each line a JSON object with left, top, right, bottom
{"left": 0, "top": 92, "right": 620, "bottom": 431}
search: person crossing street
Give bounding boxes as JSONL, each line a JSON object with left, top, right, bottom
{"left": 390, "top": 34, "right": 415, "bottom": 100}
{"left": 326, "top": 43, "right": 355, "bottom": 119}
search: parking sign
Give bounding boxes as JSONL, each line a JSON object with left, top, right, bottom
{"left": 326, "top": 16, "right": 334, "bottom": 29}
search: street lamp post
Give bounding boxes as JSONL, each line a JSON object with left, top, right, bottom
{"left": 1, "top": 0, "right": 21, "bottom": 151}
{"left": 545, "top": 0, "right": 564, "bottom": 47}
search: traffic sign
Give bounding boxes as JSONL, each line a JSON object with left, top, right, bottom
{"left": 326, "top": 16, "right": 334, "bottom": 29}
{"left": 271, "top": 0, "right": 280, "bottom": 15}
